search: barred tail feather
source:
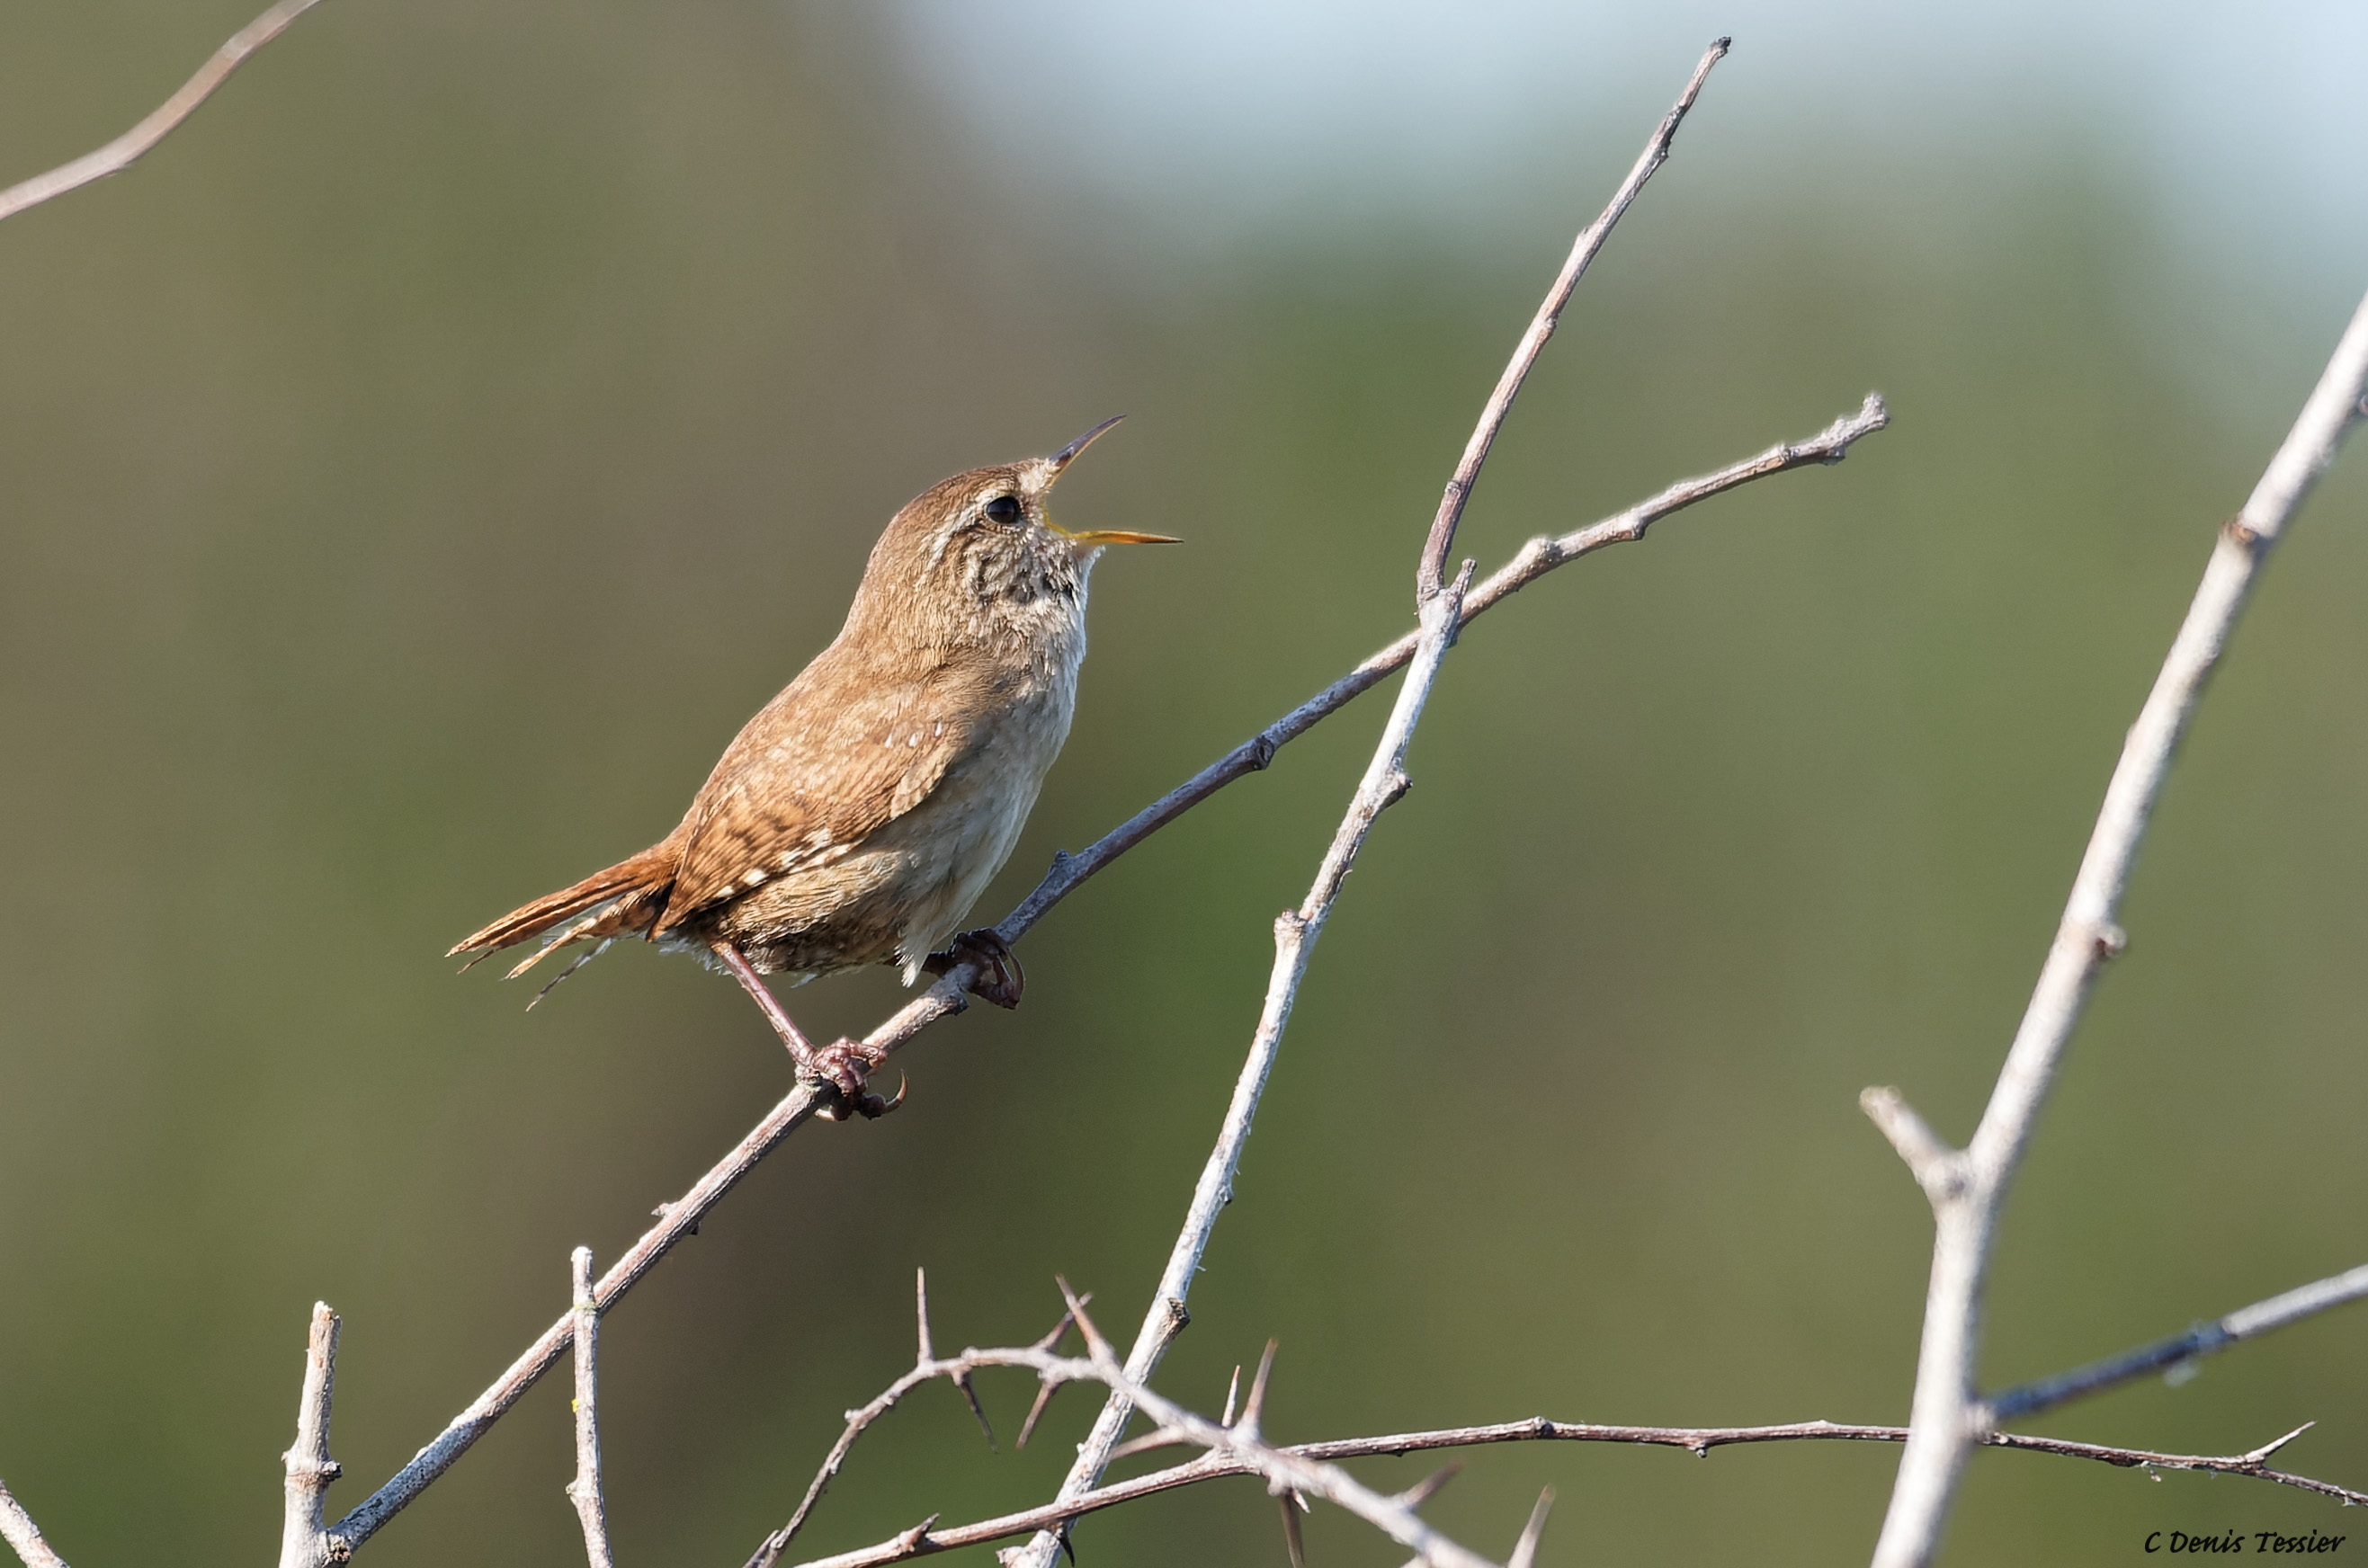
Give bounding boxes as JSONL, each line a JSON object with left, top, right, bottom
{"left": 448, "top": 843, "right": 677, "bottom": 976}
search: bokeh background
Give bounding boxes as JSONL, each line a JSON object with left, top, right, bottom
{"left": 1, "top": 3, "right": 2363, "bottom": 1564}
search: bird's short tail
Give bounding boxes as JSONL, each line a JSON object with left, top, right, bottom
{"left": 449, "top": 842, "right": 678, "bottom": 984}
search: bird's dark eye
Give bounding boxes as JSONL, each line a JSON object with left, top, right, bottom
{"left": 982, "top": 494, "right": 1022, "bottom": 526}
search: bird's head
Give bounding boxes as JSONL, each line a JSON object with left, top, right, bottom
{"left": 860, "top": 416, "right": 1177, "bottom": 636}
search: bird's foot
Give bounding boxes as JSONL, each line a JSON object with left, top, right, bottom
{"left": 925, "top": 929, "right": 1024, "bottom": 1009}
{"left": 808, "top": 1038, "right": 905, "bottom": 1121}
{"left": 708, "top": 942, "right": 905, "bottom": 1121}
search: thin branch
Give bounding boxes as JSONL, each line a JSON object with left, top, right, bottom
{"left": 331, "top": 1081, "right": 834, "bottom": 1549}
{"left": 994, "top": 391, "right": 1887, "bottom": 942}
{"left": 326, "top": 288, "right": 1879, "bottom": 1568}
{"left": 567, "top": 1249, "right": 615, "bottom": 1568}
{"left": 741, "top": 1296, "right": 1076, "bottom": 1568}
{"left": 278, "top": 1303, "right": 345, "bottom": 1568}
{"left": 0, "top": 0, "right": 331, "bottom": 225}
{"left": 774, "top": 1411, "right": 2367, "bottom": 1568}
{"left": 1868, "top": 281, "right": 2368, "bottom": 1568}
{"left": 1988, "top": 1261, "right": 2368, "bottom": 1421}
{"left": 330, "top": 400, "right": 1884, "bottom": 1558}
{"left": 1048, "top": 1283, "right": 1506, "bottom": 1568}
{"left": 1858, "top": 1088, "right": 1957, "bottom": 1198}
{"left": 1005, "top": 46, "right": 1752, "bottom": 1564}
{"left": 1416, "top": 36, "right": 1729, "bottom": 600}
{"left": 0, "top": 1482, "right": 68, "bottom": 1568}
{"left": 744, "top": 1289, "right": 1515, "bottom": 1568}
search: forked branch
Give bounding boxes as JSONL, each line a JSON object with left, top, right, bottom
{"left": 1007, "top": 41, "right": 1756, "bottom": 1564}
{"left": 1866, "top": 282, "right": 2368, "bottom": 1568}
{"left": 278, "top": 1303, "right": 344, "bottom": 1568}
{"left": 752, "top": 1262, "right": 2366, "bottom": 1568}
{"left": 327, "top": 394, "right": 1886, "bottom": 1551}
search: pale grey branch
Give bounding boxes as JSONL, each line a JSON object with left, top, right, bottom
{"left": 1006, "top": 43, "right": 1741, "bottom": 1565}
{"left": 1049, "top": 1283, "right": 1505, "bottom": 1568}
{"left": 772, "top": 1402, "right": 2366, "bottom": 1568}
{"left": 567, "top": 1248, "right": 615, "bottom": 1568}
{"left": 1869, "top": 281, "right": 2368, "bottom": 1568}
{"left": 278, "top": 1303, "right": 345, "bottom": 1568}
{"left": 0, "top": 1482, "right": 68, "bottom": 1568}
{"left": 0, "top": 0, "right": 330, "bottom": 225}
{"left": 1988, "top": 1262, "right": 2368, "bottom": 1421}
{"left": 1416, "top": 36, "right": 1730, "bottom": 600}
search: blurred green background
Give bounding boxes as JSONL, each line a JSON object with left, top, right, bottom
{"left": 0, "top": 3, "right": 2363, "bottom": 1564}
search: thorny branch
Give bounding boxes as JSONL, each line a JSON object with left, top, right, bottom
{"left": 748, "top": 1263, "right": 2368, "bottom": 1568}
{"left": 323, "top": 34, "right": 1886, "bottom": 1551}
{"left": 1008, "top": 40, "right": 1741, "bottom": 1566}
{"left": 740, "top": 1272, "right": 1058, "bottom": 1568}
{"left": 1864, "top": 282, "right": 2368, "bottom": 1568}
{"left": 754, "top": 1285, "right": 1529, "bottom": 1568}
{"left": 0, "top": 0, "right": 331, "bottom": 225}
{"left": 326, "top": 402, "right": 1886, "bottom": 1553}
{"left": 773, "top": 1421, "right": 2364, "bottom": 1568}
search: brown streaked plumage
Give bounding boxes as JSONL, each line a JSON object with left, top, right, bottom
{"left": 451, "top": 417, "right": 1172, "bottom": 1114}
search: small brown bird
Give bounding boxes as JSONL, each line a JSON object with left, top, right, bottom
{"left": 451, "top": 417, "right": 1172, "bottom": 1116}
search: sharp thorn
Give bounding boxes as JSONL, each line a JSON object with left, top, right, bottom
{"left": 1395, "top": 1461, "right": 1461, "bottom": 1511}
{"left": 2247, "top": 1421, "right": 2317, "bottom": 1465}
{"left": 1238, "top": 1339, "right": 1278, "bottom": 1440}
{"left": 1018, "top": 1376, "right": 1061, "bottom": 1450}
{"left": 955, "top": 1370, "right": 996, "bottom": 1450}
{"left": 1507, "top": 1486, "right": 1555, "bottom": 1568}
{"left": 916, "top": 1268, "right": 934, "bottom": 1363}
{"left": 1279, "top": 1491, "right": 1307, "bottom": 1568}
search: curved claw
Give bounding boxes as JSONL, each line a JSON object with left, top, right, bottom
{"left": 854, "top": 1074, "right": 908, "bottom": 1120}
{"left": 927, "top": 930, "right": 1024, "bottom": 1010}
{"left": 809, "top": 1038, "right": 894, "bottom": 1122}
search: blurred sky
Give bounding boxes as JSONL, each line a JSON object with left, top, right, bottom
{"left": 887, "top": 0, "right": 2368, "bottom": 289}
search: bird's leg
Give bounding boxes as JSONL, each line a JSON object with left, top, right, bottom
{"left": 711, "top": 943, "right": 901, "bottom": 1120}
{"left": 923, "top": 929, "right": 1024, "bottom": 1010}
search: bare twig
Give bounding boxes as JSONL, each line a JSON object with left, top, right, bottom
{"left": 742, "top": 1289, "right": 1075, "bottom": 1568}
{"left": 567, "top": 1249, "right": 615, "bottom": 1568}
{"left": 745, "top": 1286, "right": 1515, "bottom": 1568}
{"left": 1867, "top": 281, "right": 2368, "bottom": 1568}
{"left": 278, "top": 1303, "right": 345, "bottom": 1568}
{"left": 0, "top": 1482, "right": 69, "bottom": 1568}
{"left": 994, "top": 391, "right": 1886, "bottom": 942}
{"left": 1416, "top": 36, "right": 1729, "bottom": 600}
{"left": 1011, "top": 559, "right": 1473, "bottom": 1568}
{"left": 1988, "top": 1262, "right": 2368, "bottom": 1421}
{"left": 774, "top": 1411, "right": 2366, "bottom": 1568}
{"left": 1007, "top": 45, "right": 1750, "bottom": 1565}
{"left": 331, "top": 394, "right": 1884, "bottom": 1553}
{"left": 0, "top": 0, "right": 331, "bottom": 225}
{"left": 1047, "top": 1283, "right": 1506, "bottom": 1568}
{"left": 329, "top": 119, "right": 1881, "bottom": 1563}
{"left": 331, "top": 1081, "right": 834, "bottom": 1549}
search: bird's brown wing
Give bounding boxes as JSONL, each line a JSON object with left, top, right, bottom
{"left": 654, "top": 654, "right": 979, "bottom": 932}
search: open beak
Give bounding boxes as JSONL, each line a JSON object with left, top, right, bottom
{"left": 1047, "top": 413, "right": 1127, "bottom": 475}
{"left": 1041, "top": 414, "right": 1181, "bottom": 548}
{"left": 1059, "top": 528, "right": 1180, "bottom": 547}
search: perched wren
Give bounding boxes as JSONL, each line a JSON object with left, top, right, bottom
{"left": 451, "top": 416, "right": 1172, "bottom": 1115}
